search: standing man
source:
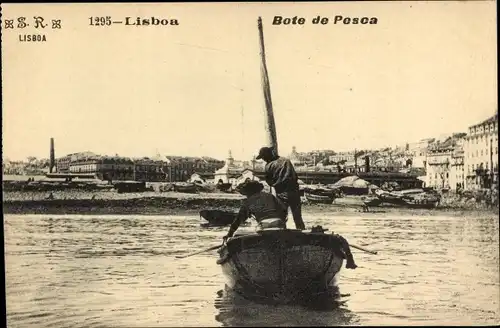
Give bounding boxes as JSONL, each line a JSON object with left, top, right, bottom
{"left": 255, "top": 146, "right": 306, "bottom": 230}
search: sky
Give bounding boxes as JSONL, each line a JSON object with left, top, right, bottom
{"left": 2, "top": 1, "right": 497, "bottom": 162}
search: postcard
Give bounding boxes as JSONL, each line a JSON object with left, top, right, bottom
{"left": 2, "top": 1, "right": 498, "bottom": 327}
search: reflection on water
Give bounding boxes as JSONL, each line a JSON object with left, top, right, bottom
{"left": 4, "top": 210, "right": 500, "bottom": 327}
{"left": 214, "top": 286, "right": 359, "bottom": 327}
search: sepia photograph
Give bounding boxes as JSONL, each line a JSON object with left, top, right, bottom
{"left": 1, "top": 1, "right": 498, "bottom": 327}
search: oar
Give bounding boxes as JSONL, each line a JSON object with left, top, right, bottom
{"left": 175, "top": 244, "right": 224, "bottom": 259}
{"left": 350, "top": 244, "right": 378, "bottom": 255}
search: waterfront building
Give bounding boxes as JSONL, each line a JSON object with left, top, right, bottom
{"left": 56, "top": 151, "right": 99, "bottom": 173}
{"left": 250, "top": 158, "right": 265, "bottom": 171}
{"left": 67, "top": 152, "right": 134, "bottom": 181}
{"left": 288, "top": 149, "right": 336, "bottom": 167}
{"left": 425, "top": 134, "right": 466, "bottom": 191}
{"left": 3, "top": 160, "right": 28, "bottom": 175}
{"left": 58, "top": 153, "right": 89, "bottom": 173}
{"left": 234, "top": 169, "right": 272, "bottom": 192}
{"left": 68, "top": 156, "right": 101, "bottom": 174}
{"left": 214, "top": 150, "right": 245, "bottom": 185}
{"left": 408, "top": 138, "right": 433, "bottom": 168}
{"left": 464, "top": 113, "right": 498, "bottom": 190}
{"left": 200, "top": 156, "right": 226, "bottom": 172}
{"left": 98, "top": 156, "right": 135, "bottom": 181}
{"left": 164, "top": 156, "right": 196, "bottom": 182}
{"left": 370, "top": 154, "right": 405, "bottom": 173}
{"left": 329, "top": 151, "right": 355, "bottom": 164}
{"left": 425, "top": 141, "right": 453, "bottom": 190}
{"left": 450, "top": 139, "right": 465, "bottom": 191}
{"left": 165, "top": 156, "right": 225, "bottom": 182}
{"left": 63, "top": 153, "right": 166, "bottom": 181}
{"left": 56, "top": 156, "right": 71, "bottom": 173}
{"left": 327, "top": 151, "right": 361, "bottom": 173}
{"left": 288, "top": 146, "right": 302, "bottom": 166}
{"left": 133, "top": 157, "right": 168, "bottom": 182}
{"left": 288, "top": 146, "right": 314, "bottom": 167}
{"left": 53, "top": 151, "right": 224, "bottom": 182}
{"left": 65, "top": 154, "right": 135, "bottom": 181}
{"left": 323, "top": 148, "right": 411, "bottom": 174}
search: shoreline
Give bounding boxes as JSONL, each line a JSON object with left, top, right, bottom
{"left": 2, "top": 191, "right": 497, "bottom": 216}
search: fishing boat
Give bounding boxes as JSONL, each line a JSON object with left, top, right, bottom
{"left": 329, "top": 176, "right": 372, "bottom": 196}
{"left": 362, "top": 196, "right": 383, "bottom": 207}
{"left": 173, "top": 182, "right": 198, "bottom": 193}
{"left": 216, "top": 182, "right": 233, "bottom": 192}
{"left": 374, "top": 188, "right": 440, "bottom": 209}
{"left": 95, "top": 184, "right": 114, "bottom": 191}
{"left": 200, "top": 209, "right": 241, "bottom": 227}
{"left": 159, "top": 182, "right": 174, "bottom": 192}
{"left": 217, "top": 227, "right": 347, "bottom": 303}
{"left": 304, "top": 191, "right": 335, "bottom": 204}
{"left": 399, "top": 193, "right": 440, "bottom": 209}
{"left": 114, "top": 181, "right": 147, "bottom": 193}
{"left": 303, "top": 186, "right": 338, "bottom": 204}
{"left": 215, "top": 17, "right": 359, "bottom": 303}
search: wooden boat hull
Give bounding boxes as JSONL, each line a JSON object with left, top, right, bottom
{"left": 216, "top": 183, "right": 233, "bottom": 192}
{"left": 200, "top": 209, "right": 239, "bottom": 227}
{"left": 217, "top": 229, "right": 345, "bottom": 303}
{"left": 400, "top": 198, "right": 439, "bottom": 209}
{"left": 305, "top": 192, "right": 334, "bottom": 204}
{"left": 363, "top": 197, "right": 383, "bottom": 206}
{"left": 114, "top": 181, "right": 147, "bottom": 193}
{"left": 159, "top": 183, "right": 174, "bottom": 192}
{"left": 173, "top": 183, "right": 198, "bottom": 193}
{"left": 338, "top": 186, "right": 369, "bottom": 196}
{"left": 376, "top": 193, "right": 440, "bottom": 209}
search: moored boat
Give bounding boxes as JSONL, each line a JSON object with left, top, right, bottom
{"left": 400, "top": 194, "right": 440, "bottom": 209}
{"left": 374, "top": 188, "right": 441, "bottom": 209}
{"left": 362, "top": 196, "right": 383, "bottom": 207}
{"left": 305, "top": 191, "right": 335, "bottom": 204}
{"left": 329, "top": 176, "right": 373, "bottom": 196}
{"left": 114, "top": 181, "right": 147, "bottom": 193}
{"left": 216, "top": 182, "right": 233, "bottom": 192}
{"left": 304, "top": 187, "right": 337, "bottom": 204}
{"left": 95, "top": 184, "right": 114, "bottom": 190}
{"left": 159, "top": 182, "right": 174, "bottom": 192}
{"left": 173, "top": 182, "right": 198, "bottom": 193}
{"left": 216, "top": 227, "right": 348, "bottom": 303}
{"left": 200, "top": 209, "right": 240, "bottom": 227}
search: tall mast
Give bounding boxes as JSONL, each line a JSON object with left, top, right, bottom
{"left": 257, "top": 17, "right": 279, "bottom": 156}
{"left": 49, "top": 138, "right": 55, "bottom": 173}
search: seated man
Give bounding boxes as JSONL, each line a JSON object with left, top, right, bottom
{"left": 223, "top": 180, "right": 287, "bottom": 242}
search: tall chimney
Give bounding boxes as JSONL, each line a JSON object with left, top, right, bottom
{"left": 50, "top": 138, "right": 55, "bottom": 173}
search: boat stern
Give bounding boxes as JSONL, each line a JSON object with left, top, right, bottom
{"left": 216, "top": 230, "right": 345, "bottom": 303}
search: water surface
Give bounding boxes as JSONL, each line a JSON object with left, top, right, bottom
{"left": 4, "top": 210, "right": 499, "bottom": 327}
